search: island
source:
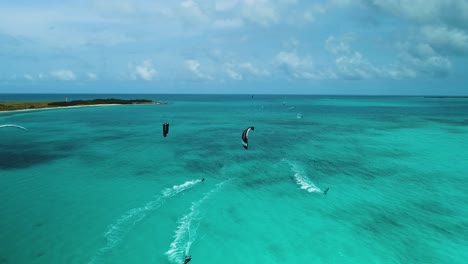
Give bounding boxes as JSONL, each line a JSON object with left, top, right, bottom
{"left": 0, "top": 98, "right": 166, "bottom": 112}
{"left": 423, "top": 96, "right": 468, "bottom": 98}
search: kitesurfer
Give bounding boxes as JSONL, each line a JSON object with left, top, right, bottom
{"left": 323, "top": 187, "right": 329, "bottom": 195}
{"left": 183, "top": 255, "right": 192, "bottom": 264}
{"left": 201, "top": 178, "right": 205, "bottom": 182}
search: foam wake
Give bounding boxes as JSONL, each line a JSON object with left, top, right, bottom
{"left": 90, "top": 179, "right": 200, "bottom": 264}
{"left": 166, "top": 180, "right": 228, "bottom": 264}
{"left": 282, "top": 159, "right": 322, "bottom": 193}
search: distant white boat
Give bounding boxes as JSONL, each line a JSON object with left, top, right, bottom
{"left": 0, "top": 124, "right": 28, "bottom": 130}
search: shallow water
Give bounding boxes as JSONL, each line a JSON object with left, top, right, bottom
{"left": 1, "top": 95, "right": 467, "bottom": 263}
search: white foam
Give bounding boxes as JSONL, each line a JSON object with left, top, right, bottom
{"left": 90, "top": 179, "right": 200, "bottom": 263}
{"left": 282, "top": 159, "right": 322, "bottom": 193}
{"left": 163, "top": 180, "right": 200, "bottom": 197}
{"left": 166, "top": 181, "right": 227, "bottom": 264}
{"left": 294, "top": 172, "right": 322, "bottom": 193}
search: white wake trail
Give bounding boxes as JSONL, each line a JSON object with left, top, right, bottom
{"left": 90, "top": 179, "right": 201, "bottom": 264}
{"left": 282, "top": 159, "right": 322, "bottom": 193}
{"left": 166, "top": 180, "right": 228, "bottom": 264}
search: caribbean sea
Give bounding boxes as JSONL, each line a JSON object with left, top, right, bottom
{"left": 1, "top": 94, "right": 467, "bottom": 263}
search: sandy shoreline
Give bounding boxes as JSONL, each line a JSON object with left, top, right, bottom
{"left": 0, "top": 104, "right": 124, "bottom": 114}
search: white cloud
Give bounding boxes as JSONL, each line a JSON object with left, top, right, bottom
{"left": 180, "top": 0, "right": 208, "bottom": 24}
{"left": 334, "top": 52, "right": 380, "bottom": 79}
{"left": 271, "top": 32, "right": 454, "bottom": 81}
{"left": 325, "top": 35, "right": 351, "bottom": 54}
{"left": 0, "top": 3, "right": 161, "bottom": 48}
{"left": 216, "top": 0, "right": 350, "bottom": 28}
{"left": 185, "top": 59, "right": 212, "bottom": 79}
{"left": 226, "top": 68, "right": 243, "bottom": 80}
{"left": 398, "top": 42, "right": 452, "bottom": 77}
{"left": 0, "top": 0, "right": 350, "bottom": 51}
{"left": 213, "top": 18, "right": 244, "bottom": 29}
{"left": 20, "top": 73, "right": 47, "bottom": 80}
{"left": 298, "top": 0, "right": 353, "bottom": 25}
{"left": 421, "top": 26, "right": 468, "bottom": 54}
{"left": 303, "top": 4, "right": 326, "bottom": 23}
{"left": 284, "top": 38, "right": 300, "bottom": 50}
{"left": 364, "top": 0, "right": 468, "bottom": 57}
{"left": 330, "top": 0, "right": 353, "bottom": 7}
{"left": 215, "top": 0, "right": 240, "bottom": 11}
{"left": 224, "top": 62, "right": 269, "bottom": 80}
{"left": 242, "top": 0, "right": 279, "bottom": 26}
{"left": 275, "top": 51, "right": 319, "bottom": 79}
{"left": 86, "top": 32, "right": 135, "bottom": 46}
{"left": 0, "top": 7, "right": 107, "bottom": 47}
{"left": 405, "top": 42, "right": 436, "bottom": 59}
{"left": 322, "top": 35, "right": 452, "bottom": 80}
{"left": 384, "top": 67, "right": 417, "bottom": 79}
{"left": 364, "top": 0, "right": 468, "bottom": 27}
{"left": 23, "top": 74, "right": 34, "bottom": 80}
{"left": 239, "top": 63, "right": 270, "bottom": 77}
{"left": 92, "top": 0, "right": 138, "bottom": 17}
{"left": 132, "top": 60, "right": 157, "bottom": 81}
{"left": 50, "top": 70, "right": 77, "bottom": 80}
{"left": 276, "top": 52, "right": 311, "bottom": 69}
{"left": 87, "top": 73, "right": 98, "bottom": 80}
{"left": 186, "top": 59, "right": 200, "bottom": 74}
{"left": 324, "top": 36, "right": 380, "bottom": 79}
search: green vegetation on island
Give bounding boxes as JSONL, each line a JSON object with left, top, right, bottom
{"left": 0, "top": 98, "right": 165, "bottom": 112}
{"left": 424, "top": 96, "right": 468, "bottom": 98}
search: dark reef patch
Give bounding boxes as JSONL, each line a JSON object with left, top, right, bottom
{"left": 91, "top": 131, "right": 136, "bottom": 142}
{"left": 445, "top": 128, "right": 467, "bottom": 134}
{"left": 227, "top": 206, "right": 244, "bottom": 224}
{"left": 33, "top": 222, "right": 44, "bottom": 228}
{"left": 0, "top": 138, "right": 81, "bottom": 170}
{"left": 0, "top": 149, "right": 64, "bottom": 170}
{"left": 241, "top": 176, "right": 286, "bottom": 189}
{"left": 34, "top": 252, "right": 45, "bottom": 258}
{"left": 267, "top": 120, "right": 322, "bottom": 127}
{"left": 311, "top": 158, "right": 363, "bottom": 174}
{"left": 414, "top": 200, "right": 454, "bottom": 216}
{"left": 183, "top": 159, "right": 225, "bottom": 174}
{"left": 425, "top": 118, "right": 468, "bottom": 126}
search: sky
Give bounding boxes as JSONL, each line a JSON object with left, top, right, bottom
{"left": 0, "top": 0, "right": 467, "bottom": 94}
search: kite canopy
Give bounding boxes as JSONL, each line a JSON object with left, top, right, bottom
{"left": 241, "top": 126, "right": 254, "bottom": 150}
{"left": 0, "top": 124, "right": 27, "bottom": 130}
{"left": 163, "top": 123, "right": 169, "bottom": 137}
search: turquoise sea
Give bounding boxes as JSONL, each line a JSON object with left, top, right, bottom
{"left": 1, "top": 94, "right": 467, "bottom": 264}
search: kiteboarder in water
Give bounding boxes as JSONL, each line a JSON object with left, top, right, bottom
{"left": 201, "top": 178, "right": 205, "bottom": 182}
{"left": 183, "top": 255, "right": 192, "bottom": 264}
{"left": 241, "top": 126, "right": 255, "bottom": 150}
{"left": 323, "top": 187, "right": 329, "bottom": 195}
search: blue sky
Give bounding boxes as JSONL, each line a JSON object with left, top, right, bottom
{"left": 1, "top": 0, "right": 467, "bottom": 94}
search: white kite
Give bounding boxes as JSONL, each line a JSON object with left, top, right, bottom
{"left": 0, "top": 124, "right": 28, "bottom": 130}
